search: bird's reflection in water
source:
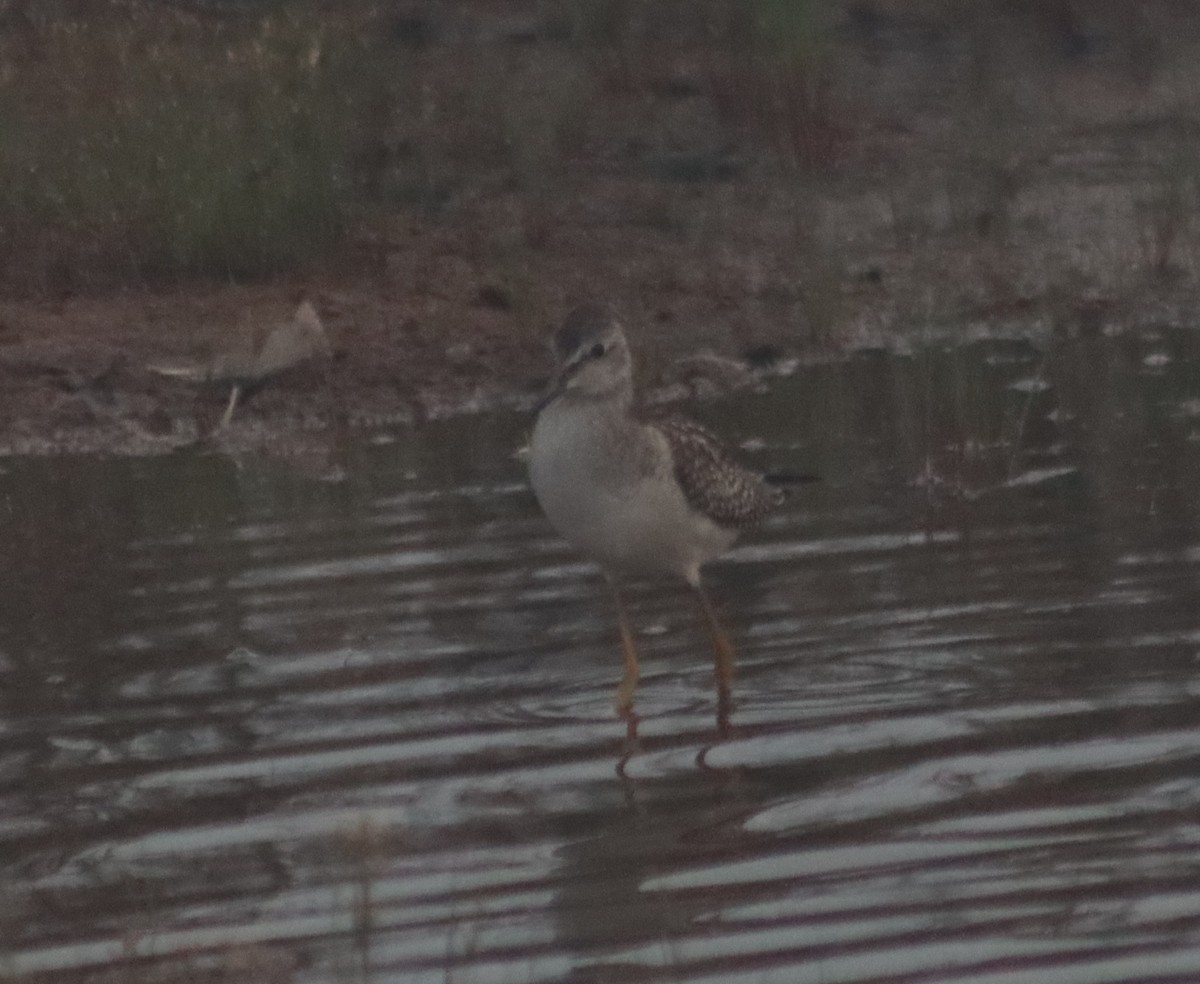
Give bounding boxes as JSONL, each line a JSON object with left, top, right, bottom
{"left": 555, "top": 726, "right": 789, "bottom": 983}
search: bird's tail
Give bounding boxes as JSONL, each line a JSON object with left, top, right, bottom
{"left": 763, "top": 469, "right": 819, "bottom": 506}
{"left": 764, "top": 470, "right": 820, "bottom": 487}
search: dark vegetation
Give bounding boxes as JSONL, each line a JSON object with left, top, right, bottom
{"left": 0, "top": 1, "right": 1191, "bottom": 294}
{"left": 0, "top": 0, "right": 865, "bottom": 290}
{"left": 1, "top": 0, "right": 1200, "bottom": 450}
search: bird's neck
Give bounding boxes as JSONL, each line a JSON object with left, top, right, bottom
{"left": 589, "top": 372, "right": 636, "bottom": 406}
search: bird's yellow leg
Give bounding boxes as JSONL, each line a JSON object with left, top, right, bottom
{"left": 219, "top": 383, "right": 243, "bottom": 430}
{"left": 694, "top": 582, "right": 736, "bottom": 696}
{"left": 607, "top": 580, "right": 640, "bottom": 715}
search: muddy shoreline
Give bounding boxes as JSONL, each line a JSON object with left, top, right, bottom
{"left": 4, "top": 0, "right": 1200, "bottom": 457}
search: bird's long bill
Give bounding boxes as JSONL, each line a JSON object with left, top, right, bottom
{"left": 533, "top": 360, "right": 580, "bottom": 414}
{"left": 533, "top": 377, "right": 564, "bottom": 415}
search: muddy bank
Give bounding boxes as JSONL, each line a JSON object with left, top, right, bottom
{"left": 3, "top": 0, "right": 1200, "bottom": 456}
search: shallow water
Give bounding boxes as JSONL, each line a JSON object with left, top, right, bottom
{"left": 3, "top": 334, "right": 1200, "bottom": 983}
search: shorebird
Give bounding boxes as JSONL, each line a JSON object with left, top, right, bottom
{"left": 210, "top": 300, "right": 331, "bottom": 429}
{"left": 529, "top": 304, "right": 787, "bottom": 717}
{"left": 148, "top": 300, "right": 331, "bottom": 430}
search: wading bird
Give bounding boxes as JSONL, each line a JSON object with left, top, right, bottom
{"left": 529, "top": 304, "right": 793, "bottom": 721}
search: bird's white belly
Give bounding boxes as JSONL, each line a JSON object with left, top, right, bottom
{"left": 529, "top": 407, "right": 736, "bottom": 582}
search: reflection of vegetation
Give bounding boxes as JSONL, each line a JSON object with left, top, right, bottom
{"left": 1141, "top": 122, "right": 1200, "bottom": 279}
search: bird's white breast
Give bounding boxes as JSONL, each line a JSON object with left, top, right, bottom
{"left": 529, "top": 400, "right": 736, "bottom": 583}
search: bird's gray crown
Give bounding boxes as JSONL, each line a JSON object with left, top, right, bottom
{"left": 554, "top": 304, "right": 619, "bottom": 360}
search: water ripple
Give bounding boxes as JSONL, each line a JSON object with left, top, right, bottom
{"left": 4, "top": 353, "right": 1200, "bottom": 982}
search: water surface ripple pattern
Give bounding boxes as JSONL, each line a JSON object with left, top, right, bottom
{"left": 2, "top": 338, "right": 1200, "bottom": 982}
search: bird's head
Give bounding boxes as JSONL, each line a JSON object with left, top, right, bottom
{"left": 537, "top": 304, "right": 633, "bottom": 411}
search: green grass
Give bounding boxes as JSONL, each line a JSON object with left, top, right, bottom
{"left": 0, "top": 0, "right": 847, "bottom": 294}
{"left": 0, "top": 4, "right": 391, "bottom": 289}
{"left": 707, "top": 0, "right": 841, "bottom": 170}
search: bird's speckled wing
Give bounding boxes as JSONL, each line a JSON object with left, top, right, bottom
{"left": 643, "top": 412, "right": 782, "bottom": 529}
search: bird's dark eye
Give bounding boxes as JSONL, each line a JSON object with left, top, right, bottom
{"left": 590, "top": 342, "right": 606, "bottom": 359}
